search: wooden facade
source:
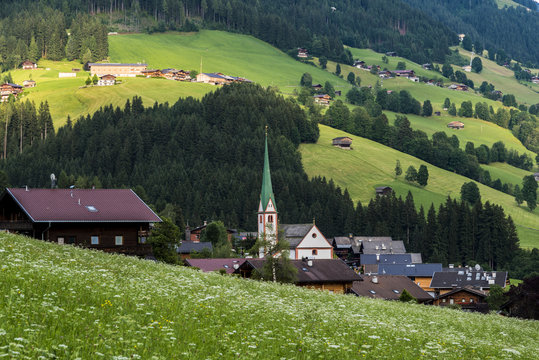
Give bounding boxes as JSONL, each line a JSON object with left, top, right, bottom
{"left": 21, "top": 60, "right": 37, "bottom": 69}
{"left": 447, "top": 121, "right": 465, "bottom": 129}
{"left": 0, "top": 83, "right": 23, "bottom": 102}
{"left": 89, "top": 63, "right": 148, "bottom": 77}
{"left": 433, "top": 288, "right": 488, "bottom": 312}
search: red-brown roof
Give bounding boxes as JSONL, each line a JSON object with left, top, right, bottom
{"left": 185, "top": 258, "right": 246, "bottom": 274}
{"left": 5, "top": 188, "right": 161, "bottom": 223}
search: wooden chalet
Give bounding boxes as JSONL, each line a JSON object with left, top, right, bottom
{"left": 313, "top": 94, "right": 331, "bottom": 105}
{"left": 185, "top": 222, "right": 236, "bottom": 243}
{"left": 375, "top": 186, "right": 393, "bottom": 196}
{"left": 447, "top": 121, "right": 465, "bottom": 129}
{"left": 378, "top": 70, "right": 393, "bottom": 78}
{"left": 393, "top": 70, "right": 415, "bottom": 78}
{"left": 448, "top": 84, "right": 468, "bottom": 91}
{"left": 141, "top": 69, "right": 162, "bottom": 78}
{"left": 385, "top": 52, "right": 397, "bottom": 57}
{"left": 23, "top": 80, "right": 36, "bottom": 88}
{"left": 236, "top": 258, "right": 362, "bottom": 294}
{"left": 97, "top": 74, "right": 116, "bottom": 86}
{"left": 297, "top": 48, "right": 309, "bottom": 58}
{"left": 0, "top": 188, "right": 161, "bottom": 257}
{"left": 351, "top": 275, "right": 433, "bottom": 303}
{"left": 433, "top": 287, "right": 488, "bottom": 313}
{"left": 422, "top": 63, "right": 432, "bottom": 70}
{"left": 353, "top": 60, "right": 366, "bottom": 68}
{"left": 532, "top": 76, "right": 539, "bottom": 84}
{"left": 0, "top": 83, "right": 23, "bottom": 102}
{"left": 88, "top": 63, "right": 148, "bottom": 77}
{"left": 332, "top": 137, "right": 352, "bottom": 149}
{"left": 21, "top": 60, "right": 37, "bottom": 70}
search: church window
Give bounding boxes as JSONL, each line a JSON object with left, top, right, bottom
{"left": 259, "top": 215, "right": 262, "bottom": 223}
{"left": 312, "top": 233, "right": 317, "bottom": 238}
{"left": 312, "top": 249, "right": 318, "bottom": 255}
{"left": 268, "top": 215, "right": 273, "bottom": 222}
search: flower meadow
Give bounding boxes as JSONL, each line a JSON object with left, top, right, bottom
{"left": 0, "top": 234, "right": 538, "bottom": 359}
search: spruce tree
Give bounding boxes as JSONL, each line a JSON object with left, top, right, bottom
{"left": 522, "top": 175, "right": 538, "bottom": 211}
{"left": 395, "top": 160, "right": 402, "bottom": 177}
{"left": 422, "top": 100, "right": 433, "bottom": 116}
{"left": 417, "top": 165, "right": 429, "bottom": 186}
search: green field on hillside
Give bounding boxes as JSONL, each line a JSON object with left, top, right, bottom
{"left": 1, "top": 234, "right": 538, "bottom": 359}
{"left": 300, "top": 125, "right": 539, "bottom": 249}
{"left": 482, "top": 162, "right": 534, "bottom": 187}
{"left": 109, "top": 30, "right": 351, "bottom": 91}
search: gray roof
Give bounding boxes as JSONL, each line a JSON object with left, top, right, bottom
{"left": 378, "top": 263, "right": 442, "bottom": 277}
{"left": 410, "top": 253, "right": 423, "bottom": 263}
{"left": 239, "top": 258, "right": 362, "bottom": 284}
{"left": 430, "top": 271, "right": 507, "bottom": 289}
{"left": 176, "top": 241, "right": 213, "bottom": 254}
{"left": 362, "top": 239, "right": 406, "bottom": 254}
{"left": 360, "top": 254, "right": 413, "bottom": 265}
{"left": 351, "top": 275, "right": 432, "bottom": 302}
{"left": 333, "top": 236, "right": 352, "bottom": 249}
{"left": 281, "top": 224, "right": 314, "bottom": 249}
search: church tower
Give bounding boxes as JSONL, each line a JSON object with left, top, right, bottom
{"left": 258, "top": 128, "right": 278, "bottom": 254}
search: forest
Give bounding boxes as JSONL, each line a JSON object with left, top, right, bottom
{"left": 0, "top": 0, "right": 456, "bottom": 68}
{"left": 402, "top": 0, "right": 539, "bottom": 66}
{"left": 0, "top": 83, "right": 531, "bottom": 274}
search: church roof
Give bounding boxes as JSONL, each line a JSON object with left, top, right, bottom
{"left": 260, "top": 132, "right": 277, "bottom": 212}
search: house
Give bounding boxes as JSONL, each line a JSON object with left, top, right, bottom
{"left": 23, "top": 80, "right": 36, "bottom": 88}
{"left": 313, "top": 94, "right": 331, "bottom": 105}
{"left": 185, "top": 221, "right": 236, "bottom": 243}
{"left": 297, "top": 48, "right": 309, "bottom": 58}
{"left": 0, "top": 83, "right": 23, "bottom": 102}
{"left": 429, "top": 269, "right": 508, "bottom": 296}
{"left": 312, "top": 84, "right": 323, "bottom": 91}
{"left": 332, "top": 137, "right": 352, "bottom": 149}
{"left": 97, "top": 74, "right": 116, "bottom": 86}
{"left": 462, "top": 65, "right": 471, "bottom": 73}
{"left": 174, "top": 70, "right": 191, "bottom": 81}
{"left": 531, "top": 76, "right": 539, "bottom": 84}
{"left": 334, "top": 90, "right": 341, "bottom": 96}
{"left": 360, "top": 254, "right": 415, "bottom": 274}
{"left": 422, "top": 63, "right": 432, "bottom": 70}
{"left": 177, "top": 242, "right": 213, "bottom": 260}
{"left": 432, "top": 287, "right": 488, "bottom": 313}
{"left": 58, "top": 72, "right": 76, "bottom": 78}
{"left": 393, "top": 70, "right": 415, "bottom": 78}
{"left": 375, "top": 186, "right": 393, "bottom": 196}
{"left": 448, "top": 84, "right": 468, "bottom": 91}
{"left": 458, "top": 34, "right": 465, "bottom": 41}
{"left": 378, "top": 70, "right": 393, "bottom": 79}
{"left": 409, "top": 76, "right": 420, "bottom": 82}
{"left": 378, "top": 263, "right": 443, "bottom": 295}
{"left": 500, "top": 276, "right": 539, "bottom": 320}
{"left": 353, "top": 60, "right": 366, "bottom": 68}
{"left": 350, "top": 275, "right": 433, "bottom": 303}
{"left": 447, "top": 121, "right": 465, "bottom": 129}
{"left": 280, "top": 223, "right": 333, "bottom": 259}
{"left": 141, "top": 69, "right": 162, "bottom": 78}
{"left": 21, "top": 60, "right": 37, "bottom": 70}
{"left": 0, "top": 188, "right": 161, "bottom": 257}
{"left": 386, "top": 52, "right": 397, "bottom": 57}
{"left": 331, "top": 236, "right": 406, "bottom": 265}
{"left": 236, "top": 258, "right": 362, "bottom": 294}
{"left": 534, "top": 172, "right": 539, "bottom": 181}
{"left": 88, "top": 63, "right": 148, "bottom": 77}
{"left": 184, "top": 258, "right": 245, "bottom": 273}
{"left": 197, "top": 72, "right": 228, "bottom": 85}
{"left": 361, "top": 238, "right": 406, "bottom": 255}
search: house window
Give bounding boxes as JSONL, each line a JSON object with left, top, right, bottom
{"left": 57, "top": 237, "right": 64, "bottom": 245}
{"left": 138, "top": 236, "right": 147, "bottom": 244}
{"left": 115, "top": 236, "right": 123, "bottom": 246}
{"left": 68, "top": 236, "right": 76, "bottom": 245}
{"left": 312, "top": 249, "right": 318, "bottom": 256}
{"left": 462, "top": 298, "right": 466, "bottom": 303}
{"left": 91, "top": 236, "right": 99, "bottom": 245}
{"left": 470, "top": 298, "right": 474, "bottom": 303}
{"left": 259, "top": 215, "right": 262, "bottom": 223}
{"left": 449, "top": 299, "right": 454, "bottom": 304}
{"left": 442, "top": 298, "right": 446, "bottom": 303}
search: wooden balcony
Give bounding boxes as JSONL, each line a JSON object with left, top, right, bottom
{"left": 0, "top": 221, "right": 33, "bottom": 231}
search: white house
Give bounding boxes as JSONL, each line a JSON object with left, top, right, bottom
{"left": 281, "top": 224, "right": 333, "bottom": 260}
{"left": 97, "top": 74, "right": 116, "bottom": 86}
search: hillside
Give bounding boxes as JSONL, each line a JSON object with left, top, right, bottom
{"left": 300, "top": 125, "right": 539, "bottom": 249}
{"left": 1, "top": 233, "right": 538, "bottom": 359}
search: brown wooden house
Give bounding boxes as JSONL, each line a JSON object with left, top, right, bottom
{"left": 0, "top": 83, "right": 23, "bottom": 102}
{"left": 351, "top": 275, "right": 433, "bottom": 303}
{"left": 21, "top": 60, "right": 37, "bottom": 69}
{"left": 332, "top": 137, "right": 353, "bottom": 149}
{"left": 375, "top": 186, "right": 393, "bottom": 196}
{"left": 23, "top": 80, "right": 36, "bottom": 88}
{"left": 433, "top": 287, "right": 488, "bottom": 313}
{"left": 0, "top": 188, "right": 161, "bottom": 257}
{"left": 185, "top": 222, "right": 236, "bottom": 243}
{"left": 447, "top": 121, "right": 465, "bottom": 129}
{"left": 236, "top": 258, "right": 362, "bottom": 294}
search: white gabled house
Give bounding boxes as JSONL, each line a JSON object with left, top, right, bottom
{"left": 281, "top": 224, "right": 333, "bottom": 259}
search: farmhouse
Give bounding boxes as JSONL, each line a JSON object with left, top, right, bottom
{"left": 177, "top": 241, "right": 213, "bottom": 260}
{"left": 297, "top": 48, "right": 309, "bottom": 58}
{"left": 236, "top": 258, "right": 362, "bottom": 294}
{"left": 351, "top": 275, "right": 432, "bottom": 303}
{"left": 332, "top": 137, "right": 352, "bottom": 149}
{"left": 312, "top": 83, "right": 323, "bottom": 91}
{"left": 392, "top": 70, "right": 415, "bottom": 78}
{"left": 532, "top": 76, "right": 539, "bottom": 84}
{"left": 378, "top": 70, "right": 393, "bottom": 78}
{"left": 353, "top": 60, "right": 366, "bottom": 68}
{"left": 432, "top": 287, "right": 488, "bottom": 313}
{"left": 375, "top": 186, "right": 393, "bottom": 196}
{"left": 0, "top": 83, "right": 23, "bottom": 102}
{"left": 422, "top": 63, "right": 432, "bottom": 70}
{"left": 197, "top": 72, "right": 228, "bottom": 85}
{"left": 430, "top": 267, "right": 508, "bottom": 296}
{"left": 23, "top": 80, "right": 36, "bottom": 88}
{"left": 386, "top": 51, "right": 397, "bottom": 57}
{"left": 313, "top": 94, "right": 331, "bottom": 105}
{"left": 0, "top": 188, "right": 161, "bottom": 257}
{"left": 378, "top": 263, "right": 443, "bottom": 295}
{"left": 141, "top": 69, "right": 162, "bottom": 78}
{"left": 184, "top": 258, "right": 245, "bottom": 273}
{"left": 185, "top": 221, "right": 236, "bottom": 243}
{"left": 21, "top": 60, "right": 37, "bottom": 69}
{"left": 89, "top": 63, "right": 148, "bottom": 77}
{"left": 447, "top": 121, "right": 465, "bottom": 129}
{"left": 462, "top": 65, "right": 471, "bottom": 73}
{"left": 97, "top": 74, "right": 116, "bottom": 86}
{"left": 448, "top": 84, "right": 468, "bottom": 91}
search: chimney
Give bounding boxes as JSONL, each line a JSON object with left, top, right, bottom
{"left": 307, "top": 260, "right": 313, "bottom": 267}
{"left": 371, "top": 276, "right": 378, "bottom": 284}
{"left": 203, "top": 220, "right": 207, "bottom": 226}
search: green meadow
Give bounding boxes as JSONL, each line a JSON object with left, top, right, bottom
{"left": 1, "top": 233, "right": 538, "bottom": 359}
{"left": 481, "top": 162, "right": 534, "bottom": 187}
{"left": 300, "top": 125, "right": 539, "bottom": 249}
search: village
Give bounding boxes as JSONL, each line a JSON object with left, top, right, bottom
{"left": 0, "top": 131, "right": 514, "bottom": 314}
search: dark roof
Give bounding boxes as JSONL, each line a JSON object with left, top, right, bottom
{"left": 239, "top": 258, "right": 362, "bottom": 284}
{"left": 3, "top": 83, "right": 23, "bottom": 88}
{"left": 184, "top": 258, "right": 244, "bottom": 274}
{"left": 88, "top": 63, "right": 147, "bottom": 67}
{"left": 360, "top": 254, "right": 413, "bottom": 265}
{"left": 435, "top": 287, "right": 487, "bottom": 300}
{"left": 281, "top": 224, "right": 314, "bottom": 249}
{"left": 362, "top": 239, "right": 406, "bottom": 254}
{"left": 176, "top": 241, "right": 213, "bottom": 254}
{"left": 333, "top": 236, "right": 352, "bottom": 249}
{"left": 351, "top": 275, "right": 432, "bottom": 302}
{"left": 378, "top": 263, "right": 442, "bottom": 277}
{"left": 4, "top": 188, "right": 161, "bottom": 223}
{"left": 430, "top": 271, "right": 507, "bottom": 289}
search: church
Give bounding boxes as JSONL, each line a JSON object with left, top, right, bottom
{"left": 257, "top": 131, "right": 333, "bottom": 260}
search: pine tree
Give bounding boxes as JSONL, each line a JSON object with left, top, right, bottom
{"left": 335, "top": 64, "right": 341, "bottom": 76}
{"left": 417, "top": 165, "right": 429, "bottom": 186}
{"left": 422, "top": 100, "right": 432, "bottom": 116}
{"left": 443, "top": 98, "right": 451, "bottom": 110}
{"left": 521, "top": 175, "right": 538, "bottom": 211}
{"left": 28, "top": 36, "right": 39, "bottom": 63}
{"left": 395, "top": 160, "right": 402, "bottom": 177}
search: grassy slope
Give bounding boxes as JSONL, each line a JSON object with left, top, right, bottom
{"left": 482, "top": 162, "right": 534, "bottom": 187}
{"left": 453, "top": 48, "right": 539, "bottom": 105}
{"left": 300, "top": 125, "right": 539, "bottom": 249}
{"left": 1, "top": 233, "right": 538, "bottom": 359}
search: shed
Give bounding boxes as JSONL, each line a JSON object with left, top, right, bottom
{"left": 375, "top": 186, "right": 393, "bottom": 196}
{"left": 332, "top": 137, "right": 352, "bottom": 149}
{"left": 447, "top": 121, "right": 464, "bottom": 129}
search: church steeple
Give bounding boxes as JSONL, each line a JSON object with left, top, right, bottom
{"left": 260, "top": 127, "right": 277, "bottom": 213}
{"left": 258, "top": 128, "right": 278, "bottom": 253}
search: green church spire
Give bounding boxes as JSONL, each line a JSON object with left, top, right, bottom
{"left": 260, "top": 127, "right": 277, "bottom": 212}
